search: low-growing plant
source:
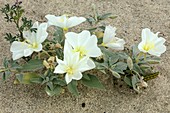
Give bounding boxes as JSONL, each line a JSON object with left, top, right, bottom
{"left": 0, "top": 1, "right": 166, "bottom": 96}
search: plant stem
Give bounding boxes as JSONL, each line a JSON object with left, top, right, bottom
{"left": 42, "top": 50, "right": 51, "bottom": 57}
{"left": 136, "top": 52, "right": 143, "bottom": 63}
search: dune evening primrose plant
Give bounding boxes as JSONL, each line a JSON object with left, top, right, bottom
{"left": 0, "top": 1, "right": 167, "bottom": 96}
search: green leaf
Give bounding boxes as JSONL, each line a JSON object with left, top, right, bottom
{"left": 98, "top": 13, "right": 117, "bottom": 20}
{"left": 109, "top": 69, "right": 121, "bottom": 78}
{"left": 45, "top": 85, "right": 62, "bottom": 96}
{"left": 145, "top": 57, "right": 161, "bottom": 64}
{"left": 83, "top": 74, "right": 91, "bottom": 80}
{"left": 19, "top": 59, "right": 44, "bottom": 71}
{"left": 30, "top": 77, "right": 43, "bottom": 84}
{"left": 132, "top": 74, "right": 140, "bottom": 92}
{"left": 124, "top": 76, "right": 132, "bottom": 87}
{"left": 53, "top": 79, "right": 67, "bottom": 86}
{"left": 112, "top": 62, "right": 127, "bottom": 74}
{"left": 133, "top": 63, "right": 144, "bottom": 75}
{"left": 132, "top": 44, "right": 140, "bottom": 57}
{"left": 95, "top": 61, "right": 108, "bottom": 69}
{"left": 15, "top": 73, "right": 41, "bottom": 84}
{"left": 53, "top": 27, "right": 64, "bottom": 45}
{"left": 81, "top": 74, "right": 105, "bottom": 89}
{"left": 127, "top": 57, "right": 133, "bottom": 70}
{"left": 2, "top": 70, "right": 11, "bottom": 81}
{"left": 117, "top": 52, "right": 129, "bottom": 60}
{"left": 67, "top": 80, "right": 79, "bottom": 96}
{"left": 3, "top": 58, "right": 9, "bottom": 68}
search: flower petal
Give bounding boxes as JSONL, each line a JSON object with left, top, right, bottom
{"left": 65, "top": 73, "right": 73, "bottom": 84}
{"left": 36, "top": 23, "right": 48, "bottom": 43}
{"left": 72, "top": 71, "right": 83, "bottom": 80}
{"left": 10, "top": 41, "right": 30, "bottom": 52}
{"left": 66, "top": 16, "right": 86, "bottom": 28}
{"left": 33, "top": 44, "right": 43, "bottom": 52}
{"left": 103, "top": 25, "right": 116, "bottom": 43}
{"left": 148, "top": 45, "right": 166, "bottom": 57}
{"left": 79, "top": 31, "right": 94, "bottom": 46}
{"left": 54, "top": 64, "right": 66, "bottom": 74}
{"left": 78, "top": 57, "right": 95, "bottom": 72}
{"left": 12, "top": 51, "right": 24, "bottom": 60}
{"left": 23, "top": 48, "right": 33, "bottom": 57}
{"left": 45, "top": 14, "right": 59, "bottom": 26}
{"left": 107, "top": 38, "right": 125, "bottom": 50}
{"left": 65, "top": 32, "right": 79, "bottom": 48}
{"left": 85, "top": 35, "right": 102, "bottom": 57}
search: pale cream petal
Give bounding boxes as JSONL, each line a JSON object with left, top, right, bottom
{"left": 65, "top": 32, "right": 79, "bottom": 48}
{"left": 148, "top": 45, "right": 166, "bottom": 57}
{"left": 36, "top": 23, "right": 48, "bottom": 43}
{"left": 45, "top": 14, "right": 59, "bottom": 26}
{"left": 54, "top": 64, "right": 66, "bottom": 74}
{"left": 87, "top": 45, "right": 102, "bottom": 57}
{"left": 10, "top": 41, "right": 30, "bottom": 52}
{"left": 78, "top": 30, "right": 91, "bottom": 46}
{"left": 12, "top": 51, "right": 24, "bottom": 60}
{"left": 103, "top": 25, "right": 116, "bottom": 44}
{"left": 66, "top": 16, "right": 86, "bottom": 28}
{"left": 72, "top": 71, "right": 83, "bottom": 80}
{"left": 65, "top": 73, "right": 73, "bottom": 84}
{"left": 78, "top": 57, "right": 95, "bottom": 72}
{"left": 23, "top": 49, "right": 33, "bottom": 57}
{"left": 138, "top": 41, "right": 147, "bottom": 53}
{"left": 33, "top": 44, "right": 42, "bottom": 52}
{"left": 106, "top": 38, "right": 125, "bottom": 50}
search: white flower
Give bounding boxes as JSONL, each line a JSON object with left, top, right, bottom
{"left": 102, "top": 25, "right": 125, "bottom": 50}
{"left": 10, "top": 22, "right": 48, "bottom": 60}
{"left": 45, "top": 14, "right": 86, "bottom": 31}
{"left": 138, "top": 28, "right": 166, "bottom": 57}
{"left": 54, "top": 40, "right": 95, "bottom": 84}
{"left": 65, "top": 30, "right": 102, "bottom": 58}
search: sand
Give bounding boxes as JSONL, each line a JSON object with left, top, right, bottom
{"left": 0, "top": 0, "right": 170, "bottom": 113}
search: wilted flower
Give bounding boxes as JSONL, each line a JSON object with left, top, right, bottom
{"left": 45, "top": 14, "right": 86, "bottom": 31}
{"left": 102, "top": 25, "right": 125, "bottom": 50}
{"left": 138, "top": 28, "right": 166, "bottom": 57}
{"left": 65, "top": 30, "right": 102, "bottom": 58}
{"left": 43, "top": 57, "right": 56, "bottom": 69}
{"left": 54, "top": 40, "right": 95, "bottom": 84}
{"left": 10, "top": 22, "right": 48, "bottom": 60}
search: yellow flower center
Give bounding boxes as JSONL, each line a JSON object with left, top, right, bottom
{"left": 66, "top": 66, "right": 74, "bottom": 75}
{"left": 143, "top": 43, "right": 154, "bottom": 51}
{"left": 63, "top": 27, "right": 68, "bottom": 31}
{"left": 60, "top": 18, "right": 64, "bottom": 22}
{"left": 73, "top": 46, "right": 87, "bottom": 57}
{"left": 101, "top": 42, "right": 106, "bottom": 46}
{"left": 31, "top": 42, "right": 38, "bottom": 49}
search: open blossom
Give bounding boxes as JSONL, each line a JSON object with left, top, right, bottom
{"left": 138, "top": 28, "right": 166, "bottom": 57}
{"left": 10, "top": 22, "right": 48, "bottom": 60}
{"left": 54, "top": 40, "right": 95, "bottom": 84}
{"left": 65, "top": 30, "right": 102, "bottom": 58}
{"left": 102, "top": 25, "right": 125, "bottom": 50}
{"left": 45, "top": 14, "right": 86, "bottom": 31}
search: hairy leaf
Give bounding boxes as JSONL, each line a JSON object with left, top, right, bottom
{"left": 82, "top": 74, "right": 105, "bottom": 89}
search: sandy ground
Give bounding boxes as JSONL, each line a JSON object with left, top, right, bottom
{"left": 0, "top": 0, "right": 170, "bottom": 113}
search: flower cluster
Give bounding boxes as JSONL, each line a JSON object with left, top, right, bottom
{"left": 1, "top": 2, "right": 167, "bottom": 96}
